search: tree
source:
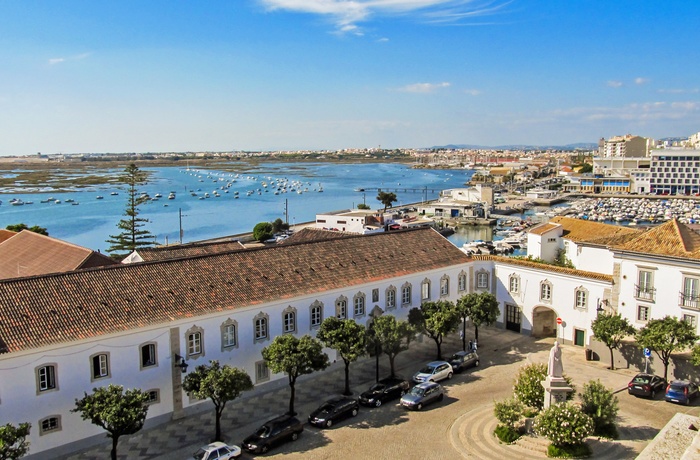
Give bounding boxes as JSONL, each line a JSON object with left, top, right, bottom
{"left": 692, "top": 344, "right": 700, "bottom": 366}
{"left": 317, "top": 317, "right": 366, "bottom": 396}
{"left": 5, "top": 223, "right": 48, "bottom": 236}
{"left": 579, "top": 380, "right": 619, "bottom": 437}
{"left": 636, "top": 316, "right": 698, "bottom": 382}
{"left": 357, "top": 203, "right": 370, "bottom": 210}
{"left": 271, "top": 218, "right": 289, "bottom": 234}
{"left": 72, "top": 384, "right": 149, "bottom": 460}
{"left": 253, "top": 222, "right": 273, "bottom": 242}
{"left": 106, "top": 164, "right": 154, "bottom": 254}
{"left": 408, "top": 300, "right": 460, "bottom": 360}
{"left": 513, "top": 363, "right": 574, "bottom": 410}
{"left": 0, "top": 423, "right": 31, "bottom": 460}
{"left": 590, "top": 313, "right": 635, "bottom": 370}
{"left": 533, "top": 404, "right": 594, "bottom": 453}
{"left": 371, "top": 314, "right": 415, "bottom": 378}
{"left": 182, "top": 360, "right": 253, "bottom": 442}
{"left": 262, "top": 334, "right": 329, "bottom": 415}
{"left": 456, "top": 292, "right": 499, "bottom": 346}
{"left": 376, "top": 191, "right": 397, "bottom": 211}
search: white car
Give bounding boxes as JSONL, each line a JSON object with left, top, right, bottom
{"left": 412, "top": 360, "right": 453, "bottom": 383}
{"left": 191, "top": 442, "right": 241, "bottom": 460}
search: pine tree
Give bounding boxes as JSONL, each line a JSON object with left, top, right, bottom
{"left": 106, "top": 164, "right": 154, "bottom": 255}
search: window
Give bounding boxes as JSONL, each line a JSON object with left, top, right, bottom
{"left": 336, "top": 297, "right": 348, "bottom": 319}
{"left": 683, "top": 314, "right": 697, "bottom": 329}
{"left": 39, "top": 416, "right": 61, "bottom": 435}
{"left": 637, "top": 305, "right": 649, "bottom": 322}
{"left": 401, "top": 283, "right": 412, "bottom": 306}
{"left": 140, "top": 343, "right": 157, "bottom": 368}
{"left": 36, "top": 365, "right": 57, "bottom": 393}
{"left": 256, "top": 361, "right": 270, "bottom": 383}
{"left": 283, "top": 306, "right": 296, "bottom": 333}
{"left": 372, "top": 288, "right": 379, "bottom": 303}
{"left": 681, "top": 277, "right": 700, "bottom": 308}
{"left": 440, "top": 275, "right": 449, "bottom": 297}
{"left": 476, "top": 271, "right": 489, "bottom": 290}
{"left": 185, "top": 325, "right": 205, "bottom": 359}
{"left": 145, "top": 389, "right": 160, "bottom": 405}
{"left": 421, "top": 279, "right": 431, "bottom": 301}
{"left": 575, "top": 288, "right": 588, "bottom": 310}
{"left": 509, "top": 275, "right": 520, "bottom": 293}
{"left": 310, "top": 301, "right": 323, "bottom": 328}
{"left": 91, "top": 353, "right": 110, "bottom": 380}
{"left": 636, "top": 270, "right": 655, "bottom": 301}
{"left": 353, "top": 293, "right": 365, "bottom": 317}
{"left": 386, "top": 287, "right": 396, "bottom": 310}
{"left": 458, "top": 272, "right": 467, "bottom": 292}
{"left": 540, "top": 281, "right": 552, "bottom": 302}
{"left": 221, "top": 319, "right": 238, "bottom": 350}
{"left": 254, "top": 313, "right": 269, "bottom": 342}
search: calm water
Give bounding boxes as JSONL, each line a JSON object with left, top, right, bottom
{"left": 0, "top": 162, "right": 475, "bottom": 252}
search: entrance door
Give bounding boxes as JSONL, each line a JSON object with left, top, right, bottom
{"left": 574, "top": 329, "right": 585, "bottom": 346}
{"left": 505, "top": 304, "right": 521, "bottom": 333}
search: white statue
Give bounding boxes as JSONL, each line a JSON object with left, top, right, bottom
{"left": 547, "top": 341, "right": 563, "bottom": 378}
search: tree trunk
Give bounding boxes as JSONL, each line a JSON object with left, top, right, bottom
{"left": 111, "top": 435, "right": 119, "bottom": 460}
{"left": 389, "top": 354, "right": 396, "bottom": 379}
{"left": 215, "top": 407, "right": 223, "bottom": 442}
{"left": 462, "top": 319, "right": 467, "bottom": 351}
{"left": 474, "top": 325, "right": 479, "bottom": 342}
{"left": 609, "top": 347, "right": 615, "bottom": 370}
{"left": 433, "top": 336, "right": 442, "bottom": 360}
{"left": 343, "top": 359, "right": 352, "bottom": 396}
{"left": 288, "top": 375, "right": 297, "bottom": 415}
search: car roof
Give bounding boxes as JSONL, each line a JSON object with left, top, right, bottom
{"left": 426, "top": 360, "right": 450, "bottom": 366}
{"left": 204, "top": 442, "right": 227, "bottom": 450}
{"left": 670, "top": 380, "right": 694, "bottom": 385}
{"left": 267, "top": 414, "right": 298, "bottom": 424}
{"left": 416, "top": 381, "right": 440, "bottom": 389}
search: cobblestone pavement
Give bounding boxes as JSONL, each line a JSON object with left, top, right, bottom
{"left": 63, "top": 328, "right": 699, "bottom": 460}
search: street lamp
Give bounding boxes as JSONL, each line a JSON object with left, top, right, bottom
{"left": 173, "top": 353, "right": 188, "bottom": 373}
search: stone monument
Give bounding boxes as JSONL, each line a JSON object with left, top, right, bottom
{"left": 541, "top": 341, "right": 573, "bottom": 409}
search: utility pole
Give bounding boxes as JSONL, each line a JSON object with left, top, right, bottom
{"left": 179, "top": 208, "right": 187, "bottom": 244}
{"left": 285, "top": 199, "right": 289, "bottom": 224}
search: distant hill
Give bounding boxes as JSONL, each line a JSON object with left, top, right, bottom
{"left": 430, "top": 143, "right": 598, "bottom": 151}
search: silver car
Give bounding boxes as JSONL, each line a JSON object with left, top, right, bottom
{"left": 413, "top": 361, "right": 453, "bottom": 383}
{"left": 400, "top": 382, "right": 445, "bottom": 410}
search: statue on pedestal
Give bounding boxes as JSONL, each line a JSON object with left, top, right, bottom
{"left": 542, "top": 341, "right": 571, "bottom": 409}
{"left": 547, "top": 341, "right": 563, "bottom": 378}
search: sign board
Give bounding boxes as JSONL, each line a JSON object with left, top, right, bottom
{"left": 556, "top": 317, "right": 563, "bottom": 325}
{"left": 644, "top": 348, "right": 651, "bottom": 358}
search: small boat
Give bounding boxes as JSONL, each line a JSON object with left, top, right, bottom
{"left": 110, "top": 192, "right": 118, "bottom": 196}
{"left": 65, "top": 198, "right": 75, "bottom": 203}
{"left": 71, "top": 202, "right": 79, "bottom": 206}
{"left": 96, "top": 196, "right": 104, "bottom": 200}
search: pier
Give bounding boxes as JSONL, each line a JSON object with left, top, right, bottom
{"left": 354, "top": 187, "right": 442, "bottom": 194}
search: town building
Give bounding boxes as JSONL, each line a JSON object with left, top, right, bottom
{"left": 598, "top": 134, "right": 649, "bottom": 158}
{"left": 649, "top": 148, "right": 700, "bottom": 195}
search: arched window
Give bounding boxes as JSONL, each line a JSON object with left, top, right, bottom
{"left": 440, "top": 275, "right": 450, "bottom": 297}
{"left": 221, "top": 318, "right": 238, "bottom": 351}
{"left": 386, "top": 286, "right": 397, "bottom": 310}
{"left": 401, "top": 283, "right": 412, "bottom": 306}
{"left": 575, "top": 287, "right": 588, "bottom": 310}
{"left": 282, "top": 306, "right": 297, "bottom": 333}
{"left": 335, "top": 296, "right": 348, "bottom": 319}
{"left": 353, "top": 292, "right": 366, "bottom": 318}
{"left": 253, "top": 312, "right": 270, "bottom": 343}
{"left": 310, "top": 300, "right": 324, "bottom": 329}
{"left": 458, "top": 271, "right": 467, "bottom": 292}
{"left": 476, "top": 269, "right": 490, "bottom": 290}
{"left": 421, "top": 279, "right": 431, "bottom": 301}
{"left": 540, "top": 280, "right": 553, "bottom": 302}
{"left": 509, "top": 274, "right": 520, "bottom": 293}
{"left": 185, "top": 325, "right": 205, "bottom": 359}
{"left": 140, "top": 342, "right": 157, "bottom": 369}
{"left": 90, "top": 352, "right": 111, "bottom": 381}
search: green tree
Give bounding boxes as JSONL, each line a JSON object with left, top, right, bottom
{"left": 372, "top": 314, "right": 415, "bottom": 378}
{"left": 579, "top": 380, "right": 619, "bottom": 437}
{"left": 253, "top": 222, "right": 273, "bottom": 242}
{"left": 493, "top": 397, "right": 523, "bottom": 429}
{"left": 590, "top": 313, "right": 635, "bottom": 370}
{"left": 105, "top": 164, "right": 154, "bottom": 255}
{"left": 533, "top": 403, "right": 594, "bottom": 451}
{"left": 72, "top": 384, "right": 149, "bottom": 460}
{"left": 513, "top": 363, "right": 574, "bottom": 410}
{"left": 182, "top": 360, "right": 253, "bottom": 442}
{"left": 637, "top": 316, "right": 698, "bottom": 382}
{"left": 376, "top": 191, "right": 397, "bottom": 211}
{"left": 262, "top": 334, "right": 329, "bottom": 415}
{"left": 5, "top": 223, "right": 48, "bottom": 236}
{"left": 456, "top": 292, "right": 499, "bottom": 345}
{"left": 317, "top": 317, "right": 366, "bottom": 396}
{"left": 578, "top": 163, "right": 593, "bottom": 173}
{"left": 357, "top": 203, "right": 370, "bottom": 210}
{"left": 692, "top": 344, "right": 700, "bottom": 366}
{"left": 408, "top": 300, "right": 460, "bottom": 360}
{"left": 0, "top": 422, "right": 31, "bottom": 460}
{"left": 271, "top": 218, "right": 289, "bottom": 234}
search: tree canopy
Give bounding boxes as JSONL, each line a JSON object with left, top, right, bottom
{"left": 590, "top": 313, "right": 635, "bottom": 370}
{"left": 0, "top": 422, "right": 31, "bottom": 460}
{"left": 72, "top": 384, "right": 149, "bottom": 460}
{"left": 409, "top": 300, "right": 460, "bottom": 360}
{"left": 182, "top": 360, "right": 253, "bottom": 442}
{"left": 253, "top": 222, "right": 273, "bottom": 242}
{"left": 5, "top": 223, "right": 48, "bottom": 236}
{"left": 317, "top": 317, "right": 366, "bottom": 395}
{"left": 636, "top": 316, "right": 698, "bottom": 381}
{"left": 376, "top": 191, "right": 397, "bottom": 211}
{"left": 262, "top": 334, "right": 329, "bottom": 415}
{"left": 105, "top": 164, "right": 154, "bottom": 255}
{"left": 271, "top": 218, "right": 289, "bottom": 234}
{"left": 456, "top": 292, "right": 499, "bottom": 345}
{"left": 371, "top": 314, "right": 415, "bottom": 378}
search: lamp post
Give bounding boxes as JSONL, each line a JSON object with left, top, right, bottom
{"left": 173, "top": 354, "right": 188, "bottom": 373}
{"left": 367, "top": 320, "right": 381, "bottom": 383}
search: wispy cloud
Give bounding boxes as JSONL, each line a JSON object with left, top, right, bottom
{"left": 634, "top": 77, "right": 649, "bottom": 85}
{"left": 607, "top": 80, "right": 623, "bottom": 88}
{"left": 551, "top": 101, "right": 699, "bottom": 123}
{"left": 397, "top": 82, "right": 451, "bottom": 93}
{"left": 48, "top": 52, "right": 91, "bottom": 65}
{"left": 258, "top": 0, "right": 512, "bottom": 34}
{"left": 464, "top": 89, "right": 481, "bottom": 96}
{"left": 658, "top": 88, "right": 699, "bottom": 94}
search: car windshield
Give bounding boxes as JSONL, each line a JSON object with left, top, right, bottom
{"left": 410, "top": 387, "right": 426, "bottom": 396}
{"left": 450, "top": 353, "right": 463, "bottom": 361}
{"left": 418, "top": 365, "right": 436, "bottom": 374}
{"left": 369, "top": 383, "right": 386, "bottom": 392}
{"left": 319, "top": 404, "right": 334, "bottom": 412}
{"left": 670, "top": 384, "right": 687, "bottom": 392}
{"left": 192, "top": 449, "right": 207, "bottom": 460}
{"left": 255, "top": 425, "right": 272, "bottom": 438}
{"left": 633, "top": 376, "right": 650, "bottom": 384}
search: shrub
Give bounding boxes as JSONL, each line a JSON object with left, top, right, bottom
{"left": 494, "top": 398, "right": 523, "bottom": 428}
{"left": 253, "top": 222, "right": 273, "bottom": 242}
{"left": 547, "top": 443, "right": 592, "bottom": 458}
{"left": 533, "top": 403, "right": 594, "bottom": 447}
{"left": 513, "top": 363, "right": 575, "bottom": 410}
{"left": 579, "top": 380, "right": 619, "bottom": 437}
{"left": 494, "top": 424, "right": 520, "bottom": 444}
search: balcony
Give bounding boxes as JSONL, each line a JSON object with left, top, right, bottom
{"left": 635, "top": 284, "right": 656, "bottom": 302}
{"left": 679, "top": 292, "right": 700, "bottom": 310}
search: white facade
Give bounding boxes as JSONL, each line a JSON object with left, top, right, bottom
{"left": 314, "top": 209, "right": 384, "bottom": 233}
{"left": 649, "top": 149, "right": 700, "bottom": 195}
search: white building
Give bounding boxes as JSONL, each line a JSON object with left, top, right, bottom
{"left": 314, "top": 209, "right": 386, "bottom": 233}
{"left": 599, "top": 135, "right": 649, "bottom": 158}
{"left": 649, "top": 148, "right": 700, "bottom": 195}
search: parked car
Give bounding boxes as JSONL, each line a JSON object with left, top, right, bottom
{"left": 358, "top": 377, "right": 410, "bottom": 407}
{"left": 242, "top": 415, "right": 303, "bottom": 454}
{"left": 413, "top": 361, "right": 453, "bottom": 384}
{"left": 627, "top": 373, "right": 666, "bottom": 398}
{"left": 664, "top": 380, "right": 699, "bottom": 405}
{"left": 190, "top": 442, "right": 241, "bottom": 460}
{"left": 449, "top": 351, "right": 479, "bottom": 373}
{"left": 308, "top": 396, "right": 359, "bottom": 428}
{"left": 400, "top": 382, "right": 445, "bottom": 410}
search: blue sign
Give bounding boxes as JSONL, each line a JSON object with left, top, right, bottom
{"left": 644, "top": 348, "right": 651, "bottom": 358}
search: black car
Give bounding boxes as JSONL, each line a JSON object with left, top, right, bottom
{"left": 308, "top": 397, "right": 359, "bottom": 428}
{"left": 627, "top": 373, "right": 666, "bottom": 398}
{"left": 242, "top": 415, "right": 303, "bottom": 454}
{"left": 449, "top": 351, "right": 479, "bottom": 373}
{"left": 358, "top": 377, "right": 410, "bottom": 407}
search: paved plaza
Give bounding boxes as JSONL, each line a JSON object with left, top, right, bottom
{"left": 62, "top": 328, "right": 699, "bottom": 459}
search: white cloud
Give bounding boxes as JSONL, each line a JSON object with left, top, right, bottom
{"left": 658, "top": 88, "right": 699, "bottom": 94}
{"left": 634, "top": 77, "right": 649, "bottom": 85}
{"left": 551, "top": 101, "right": 699, "bottom": 123}
{"left": 607, "top": 80, "right": 623, "bottom": 88}
{"left": 377, "top": 37, "right": 390, "bottom": 42}
{"left": 464, "top": 89, "right": 481, "bottom": 96}
{"left": 397, "top": 82, "right": 451, "bottom": 93}
{"left": 258, "top": 0, "right": 511, "bottom": 33}
{"left": 47, "top": 52, "right": 91, "bottom": 66}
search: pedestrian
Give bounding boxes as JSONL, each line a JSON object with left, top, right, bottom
{"left": 468, "top": 339, "right": 473, "bottom": 351}
{"left": 473, "top": 339, "right": 478, "bottom": 351}
{"left": 460, "top": 329, "right": 464, "bottom": 340}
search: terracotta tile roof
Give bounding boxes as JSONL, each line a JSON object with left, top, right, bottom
{"left": 528, "top": 222, "right": 560, "bottom": 236}
{"left": 0, "top": 228, "right": 470, "bottom": 354}
{"left": 0, "top": 231, "right": 116, "bottom": 280}
{"left": 0, "top": 230, "right": 16, "bottom": 244}
{"left": 615, "top": 219, "right": 700, "bottom": 260}
{"left": 471, "top": 255, "right": 613, "bottom": 282}
{"left": 132, "top": 240, "right": 246, "bottom": 261}
{"left": 281, "top": 228, "right": 356, "bottom": 244}
{"left": 547, "top": 216, "right": 641, "bottom": 243}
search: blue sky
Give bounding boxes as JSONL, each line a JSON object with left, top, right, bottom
{"left": 0, "top": 0, "right": 698, "bottom": 155}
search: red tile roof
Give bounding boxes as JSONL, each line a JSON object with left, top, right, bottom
{"left": 0, "top": 230, "right": 16, "bottom": 244}
{"left": 547, "top": 216, "right": 641, "bottom": 243}
{"left": 472, "top": 255, "right": 613, "bottom": 282}
{"left": 0, "top": 228, "right": 469, "bottom": 354}
{"left": 131, "top": 240, "right": 246, "bottom": 261}
{"left": 614, "top": 219, "right": 700, "bottom": 260}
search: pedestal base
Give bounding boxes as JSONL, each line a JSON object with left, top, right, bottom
{"left": 541, "top": 376, "right": 573, "bottom": 409}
